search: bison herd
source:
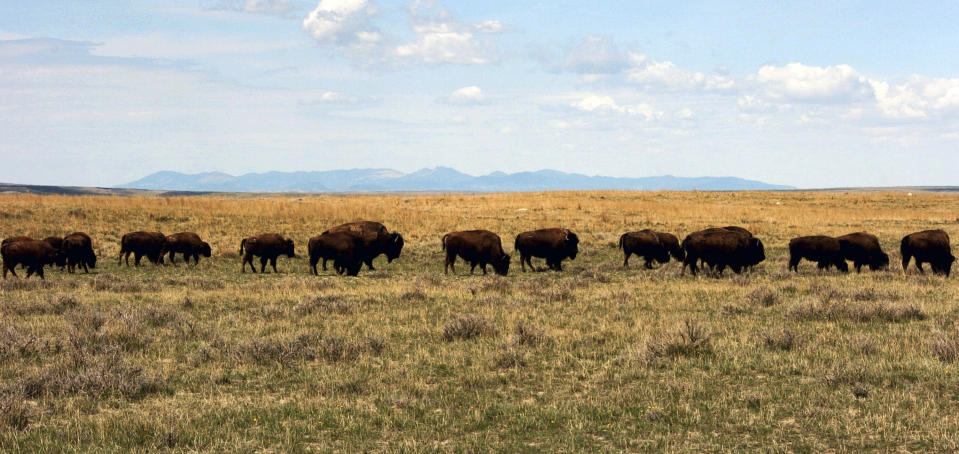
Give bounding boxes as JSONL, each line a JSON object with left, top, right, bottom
{"left": 1, "top": 222, "right": 955, "bottom": 280}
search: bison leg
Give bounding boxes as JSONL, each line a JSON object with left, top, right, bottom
{"left": 469, "top": 262, "right": 476, "bottom": 275}
{"left": 364, "top": 258, "right": 375, "bottom": 271}
{"left": 134, "top": 253, "right": 143, "bottom": 266}
{"left": 916, "top": 261, "right": 925, "bottom": 274}
{"left": 901, "top": 253, "right": 912, "bottom": 274}
{"left": 169, "top": 252, "right": 177, "bottom": 266}
{"left": 322, "top": 258, "right": 328, "bottom": 271}
{"left": 623, "top": 251, "right": 631, "bottom": 268}
{"left": 481, "top": 263, "right": 488, "bottom": 275}
{"left": 258, "top": 256, "right": 268, "bottom": 273}
{"left": 644, "top": 258, "right": 654, "bottom": 270}
{"left": 25, "top": 266, "right": 35, "bottom": 279}
{"left": 553, "top": 260, "right": 563, "bottom": 271}
{"left": 445, "top": 252, "right": 455, "bottom": 275}
{"left": 270, "top": 257, "right": 278, "bottom": 273}
{"left": 36, "top": 265, "right": 44, "bottom": 280}
{"left": 520, "top": 254, "right": 527, "bottom": 272}
{"left": 4, "top": 262, "right": 17, "bottom": 279}
{"left": 788, "top": 255, "right": 800, "bottom": 272}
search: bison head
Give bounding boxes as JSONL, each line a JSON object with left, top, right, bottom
{"left": 386, "top": 233, "right": 404, "bottom": 262}
{"left": 565, "top": 232, "right": 579, "bottom": 260}
{"left": 869, "top": 251, "right": 890, "bottom": 271}
{"left": 747, "top": 238, "right": 766, "bottom": 266}
{"left": 201, "top": 242, "right": 212, "bottom": 258}
{"left": 283, "top": 239, "right": 296, "bottom": 258}
{"left": 87, "top": 250, "right": 98, "bottom": 269}
{"left": 492, "top": 254, "right": 511, "bottom": 276}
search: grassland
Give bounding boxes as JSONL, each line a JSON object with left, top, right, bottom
{"left": 0, "top": 190, "right": 958, "bottom": 452}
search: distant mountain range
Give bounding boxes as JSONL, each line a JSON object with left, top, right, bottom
{"left": 118, "top": 167, "right": 795, "bottom": 192}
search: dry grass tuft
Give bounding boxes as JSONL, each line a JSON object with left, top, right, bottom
{"left": 760, "top": 328, "right": 800, "bottom": 351}
{"left": 295, "top": 295, "right": 353, "bottom": 315}
{"left": 511, "top": 320, "right": 549, "bottom": 347}
{"left": 0, "top": 391, "right": 35, "bottom": 431}
{"left": 443, "top": 316, "right": 495, "bottom": 341}
{"left": 930, "top": 330, "right": 959, "bottom": 363}
{"left": 645, "top": 319, "right": 712, "bottom": 361}
{"left": 748, "top": 286, "right": 781, "bottom": 307}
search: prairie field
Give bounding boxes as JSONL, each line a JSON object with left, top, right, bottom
{"left": 2, "top": 190, "right": 959, "bottom": 452}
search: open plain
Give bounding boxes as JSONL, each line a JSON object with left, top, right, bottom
{"left": 1, "top": 191, "right": 958, "bottom": 452}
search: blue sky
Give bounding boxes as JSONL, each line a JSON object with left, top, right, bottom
{"left": 1, "top": 0, "right": 957, "bottom": 188}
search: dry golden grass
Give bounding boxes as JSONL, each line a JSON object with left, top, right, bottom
{"left": 0, "top": 190, "right": 957, "bottom": 452}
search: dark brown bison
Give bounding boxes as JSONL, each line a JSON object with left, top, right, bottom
{"left": 788, "top": 235, "right": 848, "bottom": 272}
{"left": 62, "top": 232, "right": 96, "bottom": 273}
{"left": 1, "top": 239, "right": 59, "bottom": 279}
{"left": 514, "top": 228, "right": 578, "bottom": 271}
{"left": 42, "top": 236, "right": 67, "bottom": 268}
{"left": 442, "top": 230, "right": 510, "bottom": 276}
{"left": 165, "top": 232, "right": 212, "bottom": 266}
{"left": 681, "top": 228, "right": 765, "bottom": 276}
{"left": 619, "top": 230, "right": 684, "bottom": 269}
{"left": 322, "top": 221, "right": 404, "bottom": 271}
{"left": 118, "top": 231, "right": 167, "bottom": 266}
{"left": 239, "top": 233, "right": 295, "bottom": 273}
{"left": 308, "top": 232, "right": 363, "bottom": 276}
{"left": 837, "top": 232, "right": 889, "bottom": 273}
{"left": 901, "top": 229, "right": 954, "bottom": 276}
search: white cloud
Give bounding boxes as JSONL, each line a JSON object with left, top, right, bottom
{"left": 444, "top": 86, "right": 487, "bottom": 105}
{"left": 627, "top": 53, "right": 735, "bottom": 91}
{"left": 754, "top": 63, "right": 872, "bottom": 103}
{"left": 395, "top": 27, "right": 491, "bottom": 64}
{"left": 302, "top": 0, "right": 380, "bottom": 48}
{"left": 569, "top": 94, "right": 663, "bottom": 120}
{"left": 473, "top": 20, "right": 504, "bottom": 34}
{"left": 676, "top": 108, "right": 694, "bottom": 119}
{"left": 737, "top": 95, "right": 775, "bottom": 113}
{"left": 870, "top": 75, "right": 959, "bottom": 119}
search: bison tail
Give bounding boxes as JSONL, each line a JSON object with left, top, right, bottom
{"left": 239, "top": 238, "right": 246, "bottom": 256}
{"left": 618, "top": 233, "right": 627, "bottom": 250}
{"left": 441, "top": 234, "right": 448, "bottom": 251}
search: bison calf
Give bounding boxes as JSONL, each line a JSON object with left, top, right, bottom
{"left": 309, "top": 232, "right": 363, "bottom": 276}
{"left": 514, "top": 228, "right": 578, "bottom": 272}
{"left": 63, "top": 232, "right": 96, "bottom": 274}
{"left": 240, "top": 233, "right": 295, "bottom": 273}
{"left": 901, "top": 229, "right": 954, "bottom": 276}
{"left": 442, "top": 230, "right": 510, "bottom": 276}
{"left": 788, "top": 235, "right": 848, "bottom": 273}
{"left": 1, "top": 239, "right": 59, "bottom": 279}
{"left": 166, "top": 232, "right": 212, "bottom": 266}
{"left": 119, "top": 231, "right": 168, "bottom": 266}
{"left": 837, "top": 232, "right": 889, "bottom": 273}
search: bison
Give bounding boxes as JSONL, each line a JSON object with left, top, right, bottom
{"left": 620, "top": 230, "right": 684, "bottom": 269}
{"left": 308, "top": 232, "right": 364, "bottom": 276}
{"left": 901, "top": 229, "right": 954, "bottom": 276}
{"left": 118, "top": 231, "right": 167, "bottom": 266}
{"left": 514, "top": 228, "right": 579, "bottom": 272}
{"left": 442, "top": 230, "right": 510, "bottom": 276}
{"left": 788, "top": 235, "right": 848, "bottom": 273}
{"left": 240, "top": 233, "right": 295, "bottom": 273}
{"left": 166, "top": 232, "right": 212, "bottom": 266}
{"left": 837, "top": 232, "right": 889, "bottom": 273}
{"left": 2, "top": 236, "right": 65, "bottom": 271}
{"left": 322, "top": 221, "right": 403, "bottom": 271}
{"left": 1, "top": 239, "right": 59, "bottom": 279}
{"left": 62, "top": 232, "right": 96, "bottom": 273}
{"left": 681, "top": 227, "right": 765, "bottom": 276}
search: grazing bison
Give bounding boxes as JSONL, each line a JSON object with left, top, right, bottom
{"left": 442, "top": 230, "right": 511, "bottom": 276}
{"left": 788, "top": 235, "right": 848, "bottom": 273}
{"left": 239, "top": 233, "right": 295, "bottom": 273}
{"left": 118, "top": 231, "right": 168, "bottom": 266}
{"left": 62, "top": 232, "right": 96, "bottom": 273}
{"left": 166, "top": 232, "right": 212, "bottom": 266}
{"left": 837, "top": 232, "right": 889, "bottom": 273}
{"left": 308, "top": 232, "right": 364, "bottom": 276}
{"left": 322, "top": 221, "right": 404, "bottom": 271}
{"left": 901, "top": 229, "right": 954, "bottom": 276}
{"left": 620, "top": 230, "right": 684, "bottom": 269}
{"left": 1, "top": 239, "right": 59, "bottom": 279}
{"left": 514, "top": 228, "right": 579, "bottom": 271}
{"left": 681, "top": 228, "right": 765, "bottom": 276}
